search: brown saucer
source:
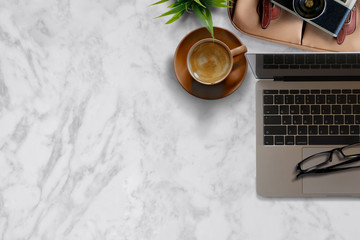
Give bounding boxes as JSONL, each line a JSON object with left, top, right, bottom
{"left": 174, "top": 27, "right": 248, "bottom": 100}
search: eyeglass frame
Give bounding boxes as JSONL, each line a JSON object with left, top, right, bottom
{"left": 296, "top": 143, "right": 360, "bottom": 178}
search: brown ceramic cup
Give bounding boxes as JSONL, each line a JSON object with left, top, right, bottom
{"left": 187, "top": 38, "right": 247, "bottom": 85}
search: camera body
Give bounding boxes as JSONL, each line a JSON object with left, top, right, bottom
{"left": 271, "top": 0, "right": 357, "bottom": 37}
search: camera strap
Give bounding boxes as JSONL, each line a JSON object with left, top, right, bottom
{"left": 336, "top": 6, "right": 357, "bottom": 45}
{"left": 257, "top": 0, "right": 281, "bottom": 29}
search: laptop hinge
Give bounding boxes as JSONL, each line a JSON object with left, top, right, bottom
{"left": 273, "top": 76, "right": 360, "bottom": 81}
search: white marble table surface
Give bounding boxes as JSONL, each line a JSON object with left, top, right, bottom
{"left": 1, "top": 1, "right": 360, "bottom": 239}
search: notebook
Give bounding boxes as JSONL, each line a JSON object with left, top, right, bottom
{"left": 247, "top": 52, "right": 360, "bottom": 197}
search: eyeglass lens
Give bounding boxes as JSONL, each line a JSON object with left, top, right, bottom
{"left": 301, "top": 152, "right": 331, "bottom": 170}
{"left": 341, "top": 143, "right": 360, "bottom": 156}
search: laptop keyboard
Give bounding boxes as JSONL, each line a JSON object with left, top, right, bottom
{"left": 263, "top": 54, "right": 360, "bottom": 69}
{"left": 263, "top": 89, "right": 360, "bottom": 145}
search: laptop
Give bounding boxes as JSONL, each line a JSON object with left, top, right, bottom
{"left": 247, "top": 52, "right": 360, "bottom": 197}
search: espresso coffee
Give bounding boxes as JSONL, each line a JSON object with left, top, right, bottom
{"left": 188, "top": 41, "right": 232, "bottom": 84}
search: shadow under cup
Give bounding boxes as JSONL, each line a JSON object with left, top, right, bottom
{"left": 187, "top": 38, "right": 247, "bottom": 85}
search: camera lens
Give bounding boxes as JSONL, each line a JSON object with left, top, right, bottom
{"left": 293, "top": 0, "right": 326, "bottom": 19}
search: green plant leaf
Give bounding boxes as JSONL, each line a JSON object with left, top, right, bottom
{"left": 156, "top": 4, "right": 186, "bottom": 18}
{"left": 166, "top": 9, "right": 185, "bottom": 24}
{"left": 167, "top": 0, "right": 185, "bottom": 8}
{"left": 151, "top": 0, "right": 169, "bottom": 6}
{"left": 194, "top": 0, "right": 206, "bottom": 8}
{"left": 192, "top": 3, "right": 214, "bottom": 38}
{"left": 203, "top": 0, "right": 231, "bottom": 8}
{"left": 204, "top": 7, "right": 213, "bottom": 36}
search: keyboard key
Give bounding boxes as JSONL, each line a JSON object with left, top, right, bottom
{"left": 342, "top": 89, "right": 351, "bottom": 94}
{"left": 285, "top": 95, "right": 294, "bottom": 104}
{"left": 296, "top": 136, "right": 307, "bottom": 145}
{"left": 354, "top": 105, "right": 360, "bottom": 114}
{"left": 285, "top": 55, "right": 294, "bottom": 64}
{"left": 350, "top": 125, "right": 360, "bottom": 134}
{"left": 306, "top": 95, "right": 315, "bottom": 104}
{"left": 319, "top": 126, "right": 329, "bottom": 135}
{"left": 275, "top": 136, "right": 284, "bottom": 145}
{"left": 311, "top": 105, "right": 320, "bottom": 114}
{"left": 324, "top": 115, "right": 333, "bottom": 124}
{"left": 311, "top": 65, "right": 321, "bottom": 69}
{"left": 326, "top": 54, "right": 336, "bottom": 64}
{"left": 285, "top": 136, "right": 295, "bottom": 145}
{"left": 282, "top": 115, "right": 291, "bottom": 124}
{"left": 264, "top": 90, "right": 278, "bottom": 94}
{"left": 300, "top": 65, "right": 310, "bottom": 69}
{"left": 300, "top": 90, "right": 310, "bottom": 94}
{"left": 264, "top": 65, "right": 278, "bottom": 69}
{"left": 356, "top": 115, "right": 360, "bottom": 124}
{"left": 311, "top": 90, "right": 321, "bottom": 94}
{"left": 332, "top": 105, "right": 341, "bottom": 114}
{"left": 264, "top": 95, "right": 273, "bottom": 104}
{"left": 295, "top": 55, "right": 304, "bottom": 64}
{"left": 337, "top": 95, "right": 346, "bottom": 104}
{"left": 322, "top": 105, "right": 331, "bottom": 114}
{"left": 274, "top": 95, "right": 284, "bottom": 104}
{"left": 345, "top": 115, "right": 354, "bottom": 124}
{"left": 301, "top": 105, "right": 310, "bottom": 114}
{"left": 314, "top": 115, "right": 323, "bottom": 124}
{"left": 305, "top": 55, "right": 315, "bottom": 64}
{"left": 290, "top": 65, "right": 299, "bottom": 69}
{"left": 326, "top": 95, "right": 336, "bottom": 104}
{"left": 298, "top": 126, "right": 307, "bottom": 135}
{"left": 332, "top": 89, "right": 341, "bottom": 94}
{"left": 288, "top": 126, "right": 297, "bottom": 135}
{"left": 264, "top": 136, "right": 273, "bottom": 145}
{"left": 295, "top": 95, "right": 304, "bottom": 104}
{"left": 340, "top": 126, "right": 349, "bottom": 134}
{"left": 348, "top": 95, "right": 357, "bottom": 104}
{"left": 280, "top": 105, "right": 289, "bottom": 114}
{"left": 329, "top": 126, "right": 339, "bottom": 135}
{"left": 316, "top": 55, "right": 325, "bottom": 64}
{"left": 290, "top": 105, "right": 299, "bottom": 114}
{"left": 309, "top": 126, "right": 318, "bottom": 135}
{"left": 316, "top": 95, "right": 325, "bottom": 104}
{"left": 264, "top": 55, "right": 273, "bottom": 64}
{"left": 293, "top": 115, "right": 302, "bottom": 124}
{"left": 303, "top": 115, "right": 312, "bottom": 124}
{"left": 264, "top": 116, "right": 281, "bottom": 125}
{"left": 334, "top": 115, "right": 344, "bottom": 124}
{"left": 275, "top": 55, "right": 284, "bottom": 64}
{"left": 264, "top": 106, "right": 278, "bottom": 114}
{"left": 264, "top": 126, "right": 286, "bottom": 135}
{"left": 342, "top": 105, "right": 352, "bottom": 114}
{"left": 309, "top": 136, "right": 359, "bottom": 145}
{"left": 280, "top": 90, "right": 289, "bottom": 94}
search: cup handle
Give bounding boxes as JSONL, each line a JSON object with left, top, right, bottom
{"left": 230, "top": 45, "right": 248, "bottom": 57}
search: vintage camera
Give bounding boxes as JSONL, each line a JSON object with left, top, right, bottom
{"left": 271, "top": 0, "right": 357, "bottom": 37}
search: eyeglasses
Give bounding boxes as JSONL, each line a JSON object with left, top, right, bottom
{"left": 296, "top": 143, "right": 360, "bottom": 178}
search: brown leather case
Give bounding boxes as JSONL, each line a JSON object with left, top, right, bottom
{"left": 228, "top": 0, "right": 359, "bottom": 52}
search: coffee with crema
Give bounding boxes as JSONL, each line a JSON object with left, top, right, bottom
{"left": 188, "top": 41, "right": 231, "bottom": 84}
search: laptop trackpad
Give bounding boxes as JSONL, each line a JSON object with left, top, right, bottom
{"left": 302, "top": 148, "right": 360, "bottom": 195}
